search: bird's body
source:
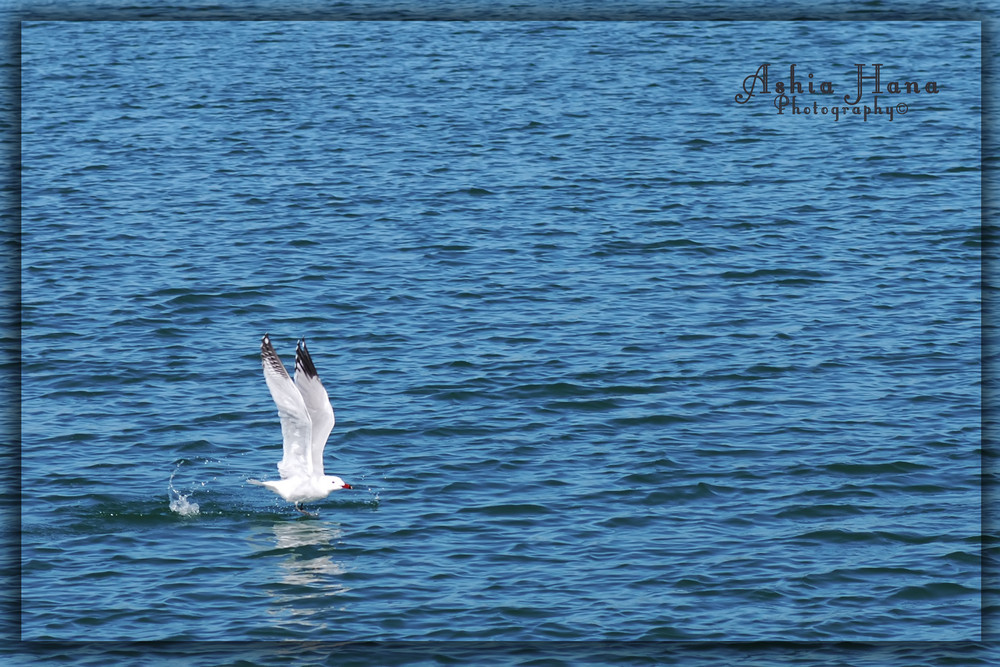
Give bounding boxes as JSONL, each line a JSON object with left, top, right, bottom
{"left": 250, "top": 334, "right": 351, "bottom": 514}
{"left": 250, "top": 475, "right": 347, "bottom": 505}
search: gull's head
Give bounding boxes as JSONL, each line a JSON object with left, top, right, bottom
{"left": 326, "top": 475, "right": 352, "bottom": 491}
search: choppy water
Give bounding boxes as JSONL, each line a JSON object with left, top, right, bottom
{"left": 18, "top": 17, "right": 984, "bottom": 659}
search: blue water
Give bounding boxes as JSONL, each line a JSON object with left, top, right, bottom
{"left": 18, "top": 17, "right": 985, "bottom": 659}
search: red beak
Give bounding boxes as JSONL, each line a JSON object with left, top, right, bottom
{"left": 343, "top": 483, "right": 353, "bottom": 490}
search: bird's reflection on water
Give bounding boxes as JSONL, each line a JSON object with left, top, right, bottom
{"left": 255, "top": 519, "right": 351, "bottom": 624}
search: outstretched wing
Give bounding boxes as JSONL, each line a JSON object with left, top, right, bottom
{"left": 261, "top": 333, "right": 313, "bottom": 479}
{"left": 294, "top": 338, "right": 335, "bottom": 478}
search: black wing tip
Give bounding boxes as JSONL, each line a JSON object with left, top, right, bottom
{"left": 260, "top": 332, "right": 289, "bottom": 375}
{"left": 295, "top": 336, "right": 320, "bottom": 379}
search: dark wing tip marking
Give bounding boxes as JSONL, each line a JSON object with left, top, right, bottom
{"left": 261, "top": 332, "right": 291, "bottom": 380}
{"left": 295, "top": 337, "right": 320, "bottom": 379}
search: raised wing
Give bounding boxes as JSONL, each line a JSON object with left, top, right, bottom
{"left": 261, "top": 333, "right": 314, "bottom": 479}
{"left": 294, "top": 337, "right": 335, "bottom": 478}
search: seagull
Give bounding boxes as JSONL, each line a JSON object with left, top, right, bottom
{"left": 249, "top": 334, "right": 352, "bottom": 515}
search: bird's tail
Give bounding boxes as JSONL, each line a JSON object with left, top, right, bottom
{"left": 247, "top": 478, "right": 265, "bottom": 486}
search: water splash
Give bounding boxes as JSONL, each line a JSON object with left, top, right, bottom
{"left": 168, "top": 464, "right": 200, "bottom": 516}
{"left": 352, "top": 472, "right": 381, "bottom": 507}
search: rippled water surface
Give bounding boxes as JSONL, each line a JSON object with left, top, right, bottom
{"left": 20, "top": 19, "right": 982, "bottom": 652}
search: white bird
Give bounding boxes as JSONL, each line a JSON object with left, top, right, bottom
{"left": 249, "top": 333, "right": 352, "bottom": 515}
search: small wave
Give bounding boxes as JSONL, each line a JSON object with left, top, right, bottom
{"left": 824, "top": 460, "right": 931, "bottom": 475}
{"left": 774, "top": 503, "right": 865, "bottom": 519}
{"left": 611, "top": 414, "right": 695, "bottom": 427}
{"left": 791, "top": 528, "right": 937, "bottom": 545}
{"left": 720, "top": 268, "right": 826, "bottom": 280}
{"left": 888, "top": 582, "right": 977, "bottom": 601}
{"left": 441, "top": 187, "right": 495, "bottom": 196}
{"left": 879, "top": 171, "right": 940, "bottom": 180}
{"left": 458, "top": 503, "right": 552, "bottom": 516}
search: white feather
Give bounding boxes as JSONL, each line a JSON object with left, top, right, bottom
{"left": 294, "top": 338, "right": 335, "bottom": 478}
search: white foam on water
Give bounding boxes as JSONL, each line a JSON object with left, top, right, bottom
{"left": 168, "top": 465, "right": 200, "bottom": 516}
